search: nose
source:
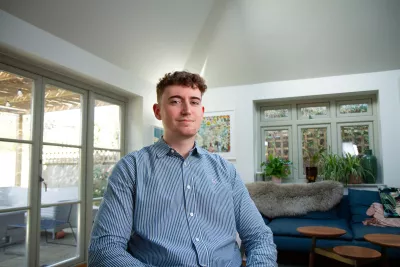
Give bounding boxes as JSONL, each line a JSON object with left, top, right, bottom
{"left": 181, "top": 100, "right": 192, "bottom": 115}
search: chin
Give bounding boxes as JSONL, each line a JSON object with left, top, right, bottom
{"left": 178, "top": 129, "right": 198, "bottom": 138}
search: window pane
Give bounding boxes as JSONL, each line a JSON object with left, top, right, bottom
{"left": 301, "top": 128, "right": 328, "bottom": 174}
{"left": 0, "top": 70, "right": 33, "bottom": 140}
{"left": 0, "top": 209, "right": 28, "bottom": 266}
{"left": 39, "top": 203, "right": 78, "bottom": 265}
{"left": 41, "top": 145, "right": 80, "bottom": 204}
{"left": 265, "top": 130, "right": 289, "bottom": 161}
{"left": 339, "top": 103, "right": 368, "bottom": 114}
{"left": 93, "top": 150, "right": 120, "bottom": 200}
{"left": 94, "top": 100, "right": 121, "bottom": 149}
{"left": 263, "top": 108, "right": 289, "bottom": 119}
{"left": 300, "top": 106, "right": 328, "bottom": 119}
{"left": 341, "top": 125, "right": 370, "bottom": 154}
{"left": 43, "top": 84, "right": 82, "bottom": 145}
{"left": 0, "top": 142, "right": 31, "bottom": 208}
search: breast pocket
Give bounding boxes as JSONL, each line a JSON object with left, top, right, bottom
{"left": 204, "top": 177, "right": 233, "bottom": 210}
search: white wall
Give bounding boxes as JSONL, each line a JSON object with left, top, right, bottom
{"left": 203, "top": 70, "right": 400, "bottom": 187}
{"left": 0, "top": 10, "right": 159, "bottom": 150}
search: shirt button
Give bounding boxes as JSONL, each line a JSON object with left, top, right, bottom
{"left": 189, "top": 212, "right": 194, "bottom": 217}
{"left": 171, "top": 149, "right": 174, "bottom": 153}
{"left": 195, "top": 238, "right": 199, "bottom": 242}
{"left": 187, "top": 185, "right": 191, "bottom": 190}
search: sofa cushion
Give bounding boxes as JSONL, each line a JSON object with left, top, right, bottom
{"left": 268, "top": 218, "right": 353, "bottom": 240}
{"left": 262, "top": 215, "right": 270, "bottom": 225}
{"left": 299, "top": 209, "right": 339, "bottom": 220}
{"left": 378, "top": 186, "right": 400, "bottom": 218}
{"left": 350, "top": 206, "right": 370, "bottom": 223}
{"left": 348, "top": 189, "right": 380, "bottom": 224}
{"left": 351, "top": 222, "right": 400, "bottom": 240}
{"left": 337, "top": 195, "right": 351, "bottom": 221}
{"left": 348, "top": 189, "right": 380, "bottom": 206}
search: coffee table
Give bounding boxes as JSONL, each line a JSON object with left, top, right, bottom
{"left": 364, "top": 233, "right": 400, "bottom": 267}
{"left": 297, "top": 226, "right": 346, "bottom": 267}
{"left": 333, "top": 245, "right": 381, "bottom": 266}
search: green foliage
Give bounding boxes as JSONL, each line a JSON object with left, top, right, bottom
{"left": 320, "top": 151, "right": 375, "bottom": 185}
{"left": 261, "top": 154, "right": 293, "bottom": 179}
{"left": 319, "top": 153, "right": 344, "bottom": 182}
{"left": 303, "top": 146, "right": 325, "bottom": 167}
{"left": 93, "top": 165, "right": 111, "bottom": 198}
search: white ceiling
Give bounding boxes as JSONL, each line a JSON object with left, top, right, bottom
{"left": 1, "top": 0, "right": 400, "bottom": 88}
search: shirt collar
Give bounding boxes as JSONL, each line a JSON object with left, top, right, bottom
{"left": 154, "top": 137, "right": 206, "bottom": 158}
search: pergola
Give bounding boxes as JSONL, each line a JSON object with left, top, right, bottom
{"left": 0, "top": 70, "right": 114, "bottom": 187}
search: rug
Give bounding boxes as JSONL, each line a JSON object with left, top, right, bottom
{"left": 246, "top": 181, "right": 343, "bottom": 218}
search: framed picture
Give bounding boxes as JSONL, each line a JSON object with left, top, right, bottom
{"left": 196, "top": 110, "right": 235, "bottom": 159}
{"left": 153, "top": 126, "right": 164, "bottom": 144}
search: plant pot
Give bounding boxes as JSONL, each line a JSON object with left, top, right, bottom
{"left": 306, "top": 167, "right": 318, "bottom": 183}
{"left": 271, "top": 176, "right": 281, "bottom": 183}
{"left": 349, "top": 175, "right": 363, "bottom": 184}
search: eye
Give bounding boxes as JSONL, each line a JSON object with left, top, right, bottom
{"left": 191, "top": 101, "right": 200, "bottom": 105}
{"left": 170, "top": 99, "right": 181, "bottom": 104}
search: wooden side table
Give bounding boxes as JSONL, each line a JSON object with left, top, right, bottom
{"left": 333, "top": 245, "right": 381, "bottom": 267}
{"left": 297, "top": 226, "right": 346, "bottom": 267}
{"left": 364, "top": 233, "right": 400, "bottom": 267}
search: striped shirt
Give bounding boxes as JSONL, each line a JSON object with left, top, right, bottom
{"left": 89, "top": 139, "right": 277, "bottom": 267}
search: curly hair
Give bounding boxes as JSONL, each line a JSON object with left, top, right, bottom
{"left": 156, "top": 71, "right": 207, "bottom": 103}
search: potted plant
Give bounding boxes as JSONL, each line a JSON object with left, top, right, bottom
{"left": 303, "top": 146, "right": 325, "bottom": 183}
{"left": 341, "top": 153, "right": 370, "bottom": 185}
{"left": 320, "top": 152, "right": 375, "bottom": 186}
{"left": 260, "top": 154, "right": 293, "bottom": 183}
{"left": 320, "top": 153, "right": 344, "bottom": 183}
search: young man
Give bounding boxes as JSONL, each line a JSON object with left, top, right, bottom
{"left": 88, "top": 71, "right": 277, "bottom": 266}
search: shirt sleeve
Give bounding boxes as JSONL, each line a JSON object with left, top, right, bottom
{"left": 88, "top": 157, "right": 147, "bottom": 267}
{"left": 231, "top": 166, "right": 278, "bottom": 267}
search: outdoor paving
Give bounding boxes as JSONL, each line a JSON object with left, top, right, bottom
{"left": 0, "top": 233, "right": 76, "bottom": 267}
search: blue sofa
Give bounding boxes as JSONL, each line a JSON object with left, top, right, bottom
{"left": 263, "top": 188, "right": 400, "bottom": 258}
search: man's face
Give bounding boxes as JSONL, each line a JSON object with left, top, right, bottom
{"left": 153, "top": 85, "right": 204, "bottom": 139}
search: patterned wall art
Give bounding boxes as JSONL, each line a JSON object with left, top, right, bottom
{"left": 196, "top": 110, "right": 235, "bottom": 159}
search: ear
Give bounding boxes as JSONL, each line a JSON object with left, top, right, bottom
{"left": 201, "top": 106, "right": 205, "bottom": 116}
{"left": 153, "top": 103, "right": 162, "bottom": 120}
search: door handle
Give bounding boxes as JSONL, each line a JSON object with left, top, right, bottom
{"left": 39, "top": 176, "right": 48, "bottom": 192}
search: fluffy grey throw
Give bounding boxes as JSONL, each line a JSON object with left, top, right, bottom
{"left": 246, "top": 181, "right": 343, "bottom": 218}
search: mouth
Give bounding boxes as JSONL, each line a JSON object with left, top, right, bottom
{"left": 178, "top": 119, "right": 194, "bottom": 122}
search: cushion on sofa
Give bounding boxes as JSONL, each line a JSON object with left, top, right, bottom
{"left": 348, "top": 189, "right": 381, "bottom": 223}
{"left": 351, "top": 222, "right": 400, "bottom": 240}
{"left": 268, "top": 218, "right": 353, "bottom": 240}
{"left": 348, "top": 189, "right": 380, "bottom": 206}
{"left": 378, "top": 186, "right": 400, "bottom": 218}
{"left": 261, "top": 215, "right": 270, "bottom": 225}
{"left": 337, "top": 195, "right": 351, "bottom": 220}
{"left": 350, "top": 206, "right": 370, "bottom": 223}
{"left": 299, "top": 209, "right": 338, "bottom": 220}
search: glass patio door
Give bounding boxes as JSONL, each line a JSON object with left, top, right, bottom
{"left": 0, "top": 61, "right": 126, "bottom": 266}
{"left": 88, "top": 93, "right": 124, "bottom": 214}
{"left": 38, "top": 79, "right": 87, "bottom": 266}
{"left": 0, "top": 64, "right": 41, "bottom": 267}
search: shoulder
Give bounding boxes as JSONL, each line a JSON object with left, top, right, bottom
{"left": 114, "top": 144, "right": 158, "bottom": 172}
{"left": 123, "top": 143, "right": 158, "bottom": 161}
{"left": 197, "top": 147, "right": 236, "bottom": 175}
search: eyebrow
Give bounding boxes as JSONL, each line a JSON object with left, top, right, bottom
{"left": 168, "top": 95, "right": 202, "bottom": 101}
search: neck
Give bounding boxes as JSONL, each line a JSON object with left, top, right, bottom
{"left": 163, "top": 134, "right": 196, "bottom": 159}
